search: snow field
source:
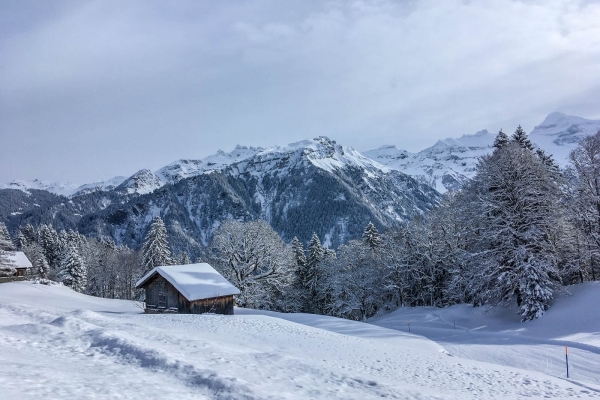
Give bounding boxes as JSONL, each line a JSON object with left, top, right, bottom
{"left": 1, "top": 282, "right": 599, "bottom": 399}
{"left": 370, "top": 282, "right": 600, "bottom": 387}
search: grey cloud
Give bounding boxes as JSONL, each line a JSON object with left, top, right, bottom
{"left": 1, "top": 0, "right": 599, "bottom": 183}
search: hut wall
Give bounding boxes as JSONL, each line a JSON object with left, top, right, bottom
{"left": 144, "top": 275, "right": 180, "bottom": 311}
{"left": 178, "top": 295, "right": 235, "bottom": 315}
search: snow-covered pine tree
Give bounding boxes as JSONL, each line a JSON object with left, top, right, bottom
{"left": 21, "top": 224, "right": 37, "bottom": 245}
{"left": 61, "top": 246, "right": 87, "bottom": 292}
{"left": 24, "top": 243, "right": 50, "bottom": 279}
{"left": 362, "top": 222, "right": 381, "bottom": 250}
{"left": 38, "top": 224, "right": 60, "bottom": 269}
{"left": 292, "top": 236, "right": 307, "bottom": 271}
{"left": 142, "top": 216, "right": 172, "bottom": 273}
{"left": 493, "top": 129, "right": 509, "bottom": 149}
{"left": 15, "top": 230, "right": 29, "bottom": 250}
{"left": 179, "top": 252, "right": 192, "bottom": 265}
{"left": 0, "top": 228, "right": 15, "bottom": 277}
{"left": 0, "top": 223, "right": 14, "bottom": 251}
{"left": 511, "top": 125, "right": 534, "bottom": 151}
{"left": 465, "top": 140, "right": 562, "bottom": 320}
{"left": 301, "top": 234, "right": 326, "bottom": 313}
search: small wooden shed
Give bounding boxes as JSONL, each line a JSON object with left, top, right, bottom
{"left": 135, "top": 263, "right": 240, "bottom": 315}
{"left": 1, "top": 251, "right": 33, "bottom": 277}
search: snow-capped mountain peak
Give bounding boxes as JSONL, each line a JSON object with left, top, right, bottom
{"left": 364, "top": 130, "right": 494, "bottom": 193}
{"left": 363, "top": 113, "right": 600, "bottom": 193}
{"left": 115, "top": 169, "right": 164, "bottom": 195}
{"left": 530, "top": 112, "right": 600, "bottom": 157}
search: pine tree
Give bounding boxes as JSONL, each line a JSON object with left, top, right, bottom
{"left": 511, "top": 125, "right": 534, "bottom": 151}
{"left": 61, "top": 246, "right": 87, "bottom": 292}
{"left": 0, "top": 223, "right": 14, "bottom": 251}
{"left": 24, "top": 244, "right": 50, "bottom": 279}
{"left": 291, "top": 237, "right": 307, "bottom": 271}
{"left": 465, "top": 142, "right": 561, "bottom": 320}
{"left": 21, "top": 224, "right": 37, "bottom": 244}
{"left": 362, "top": 222, "right": 381, "bottom": 250}
{"left": 493, "top": 129, "right": 509, "bottom": 149}
{"left": 142, "top": 216, "right": 172, "bottom": 273}
{"left": 39, "top": 225, "right": 60, "bottom": 268}
{"left": 302, "top": 234, "right": 325, "bottom": 312}
{"left": 306, "top": 234, "right": 323, "bottom": 273}
{"left": 15, "top": 230, "right": 29, "bottom": 250}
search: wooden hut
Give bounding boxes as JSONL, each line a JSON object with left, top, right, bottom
{"left": 135, "top": 263, "right": 240, "bottom": 315}
{"left": 1, "top": 251, "right": 33, "bottom": 277}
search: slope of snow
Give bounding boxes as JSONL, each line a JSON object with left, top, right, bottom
{"left": 364, "top": 130, "right": 494, "bottom": 193}
{"left": 0, "top": 179, "right": 80, "bottom": 197}
{"left": 364, "top": 113, "right": 600, "bottom": 193}
{"left": 369, "top": 281, "right": 600, "bottom": 387}
{"left": 72, "top": 176, "right": 127, "bottom": 197}
{"left": 115, "top": 169, "right": 164, "bottom": 195}
{"left": 156, "top": 145, "right": 264, "bottom": 184}
{"left": 1, "top": 281, "right": 599, "bottom": 399}
{"left": 156, "top": 137, "right": 390, "bottom": 184}
{"left": 530, "top": 112, "right": 600, "bottom": 165}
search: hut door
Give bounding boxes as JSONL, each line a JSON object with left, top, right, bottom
{"left": 158, "top": 293, "right": 166, "bottom": 308}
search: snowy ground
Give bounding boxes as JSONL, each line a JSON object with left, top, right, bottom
{"left": 1, "top": 282, "right": 599, "bottom": 399}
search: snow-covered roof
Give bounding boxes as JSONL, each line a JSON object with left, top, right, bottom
{"left": 135, "top": 263, "right": 240, "bottom": 301}
{"left": 0, "top": 251, "right": 32, "bottom": 269}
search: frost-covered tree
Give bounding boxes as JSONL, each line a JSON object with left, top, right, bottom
{"left": 24, "top": 243, "right": 50, "bottom": 279}
{"left": 362, "top": 222, "right": 381, "bottom": 250}
{"left": 465, "top": 141, "right": 562, "bottom": 320}
{"left": 493, "top": 129, "right": 509, "bottom": 149}
{"left": 566, "top": 130, "right": 600, "bottom": 282}
{"left": 0, "top": 223, "right": 16, "bottom": 277}
{"left": 61, "top": 246, "right": 87, "bottom": 292}
{"left": 38, "top": 224, "right": 60, "bottom": 269}
{"left": 0, "top": 223, "right": 14, "bottom": 251}
{"left": 142, "top": 216, "right": 172, "bottom": 273}
{"left": 211, "top": 220, "right": 294, "bottom": 309}
{"left": 21, "top": 224, "right": 37, "bottom": 245}
{"left": 330, "top": 239, "right": 383, "bottom": 321}
{"left": 511, "top": 125, "right": 534, "bottom": 151}
{"left": 15, "top": 230, "right": 29, "bottom": 250}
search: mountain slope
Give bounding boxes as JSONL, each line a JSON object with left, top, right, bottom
{"left": 365, "top": 113, "right": 600, "bottom": 193}
{"left": 529, "top": 112, "right": 600, "bottom": 163}
{"left": 77, "top": 137, "right": 440, "bottom": 251}
{"left": 364, "top": 130, "right": 494, "bottom": 193}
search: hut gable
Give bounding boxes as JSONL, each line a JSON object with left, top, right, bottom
{"left": 135, "top": 263, "right": 240, "bottom": 314}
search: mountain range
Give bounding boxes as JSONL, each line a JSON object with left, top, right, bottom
{"left": 365, "top": 112, "right": 600, "bottom": 193}
{"left": 1, "top": 112, "right": 598, "bottom": 253}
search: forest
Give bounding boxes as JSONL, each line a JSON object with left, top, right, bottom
{"left": 2, "top": 127, "right": 600, "bottom": 322}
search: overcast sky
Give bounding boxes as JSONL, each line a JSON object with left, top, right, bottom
{"left": 1, "top": 0, "right": 600, "bottom": 184}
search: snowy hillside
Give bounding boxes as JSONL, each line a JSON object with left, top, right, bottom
{"left": 156, "top": 145, "right": 263, "bottom": 184}
{"left": 369, "top": 282, "right": 600, "bottom": 388}
{"left": 364, "top": 113, "right": 600, "bottom": 193}
{"left": 0, "top": 179, "right": 81, "bottom": 197}
{"left": 1, "top": 281, "right": 599, "bottom": 399}
{"left": 530, "top": 112, "right": 600, "bottom": 165}
{"left": 364, "top": 130, "right": 493, "bottom": 193}
{"left": 76, "top": 136, "right": 439, "bottom": 250}
{"left": 114, "top": 169, "right": 164, "bottom": 195}
{"left": 71, "top": 176, "right": 127, "bottom": 196}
